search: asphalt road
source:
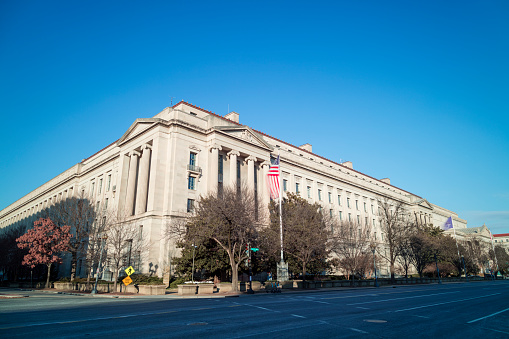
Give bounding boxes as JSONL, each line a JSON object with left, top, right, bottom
{"left": 1, "top": 281, "right": 508, "bottom": 338}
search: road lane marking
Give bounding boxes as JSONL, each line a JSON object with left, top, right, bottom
{"left": 394, "top": 293, "right": 501, "bottom": 312}
{"left": 467, "top": 307, "right": 509, "bottom": 324}
{"left": 350, "top": 328, "right": 369, "bottom": 334}
{"left": 347, "top": 291, "right": 459, "bottom": 306}
{"left": 413, "top": 315, "right": 430, "bottom": 319}
{"left": 291, "top": 314, "right": 306, "bottom": 318}
{"left": 0, "top": 310, "right": 178, "bottom": 330}
{"left": 312, "top": 301, "right": 331, "bottom": 305}
{"left": 356, "top": 307, "right": 370, "bottom": 310}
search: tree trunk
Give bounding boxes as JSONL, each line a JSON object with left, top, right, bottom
{"left": 70, "top": 251, "right": 77, "bottom": 282}
{"left": 231, "top": 262, "right": 238, "bottom": 293}
{"left": 46, "top": 263, "right": 52, "bottom": 288}
{"left": 390, "top": 262, "right": 395, "bottom": 282}
{"left": 302, "top": 262, "right": 307, "bottom": 281}
{"left": 113, "top": 268, "right": 118, "bottom": 292}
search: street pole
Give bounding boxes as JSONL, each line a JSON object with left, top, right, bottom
{"left": 461, "top": 255, "right": 468, "bottom": 282}
{"left": 370, "top": 242, "right": 379, "bottom": 287}
{"left": 91, "top": 236, "right": 107, "bottom": 295}
{"left": 31, "top": 269, "right": 33, "bottom": 289}
{"left": 247, "top": 243, "right": 254, "bottom": 294}
{"left": 127, "top": 239, "right": 133, "bottom": 267}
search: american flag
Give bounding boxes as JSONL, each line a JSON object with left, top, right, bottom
{"left": 267, "top": 156, "right": 280, "bottom": 199}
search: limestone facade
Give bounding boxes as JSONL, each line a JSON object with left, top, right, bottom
{"left": 0, "top": 101, "right": 468, "bottom": 278}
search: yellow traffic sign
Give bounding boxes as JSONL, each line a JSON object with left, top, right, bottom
{"left": 125, "top": 266, "right": 135, "bottom": 276}
{"left": 123, "top": 276, "right": 133, "bottom": 286}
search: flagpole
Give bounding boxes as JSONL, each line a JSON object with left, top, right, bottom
{"left": 278, "top": 150, "right": 283, "bottom": 262}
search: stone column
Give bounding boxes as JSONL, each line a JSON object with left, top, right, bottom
{"left": 245, "top": 155, "right": 257, "bottom": 191}
{"left": 209, "top": 145, "right": 221, "bottom": 191}
{"left": 125, "top": 150, "right": 140, "bottom": 216}
{"left": 227, "top": 150, "right": 240, "bottom": 188}
{"left": 135, "top": 145, "right": 152, "bottom": 215}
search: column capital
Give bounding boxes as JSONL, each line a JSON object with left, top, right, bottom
{"left": 244, "top": 155, "right": 257, "bottom": 163}
{"left": 141, "top": 144, "right": 152, "bottom": 151}
{"left": 209, "top": 144, "right": 222, "bottom": 152}
{"left": 227, "top": 150, "right": 240, "bottom": 158}
{"left": 261, "top": 160, "right": 271, "bottom": 168}
{"left": 129, "top": 150, "right": 141, "bottom": 157}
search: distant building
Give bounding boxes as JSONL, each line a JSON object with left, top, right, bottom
{"left": 493, "top": 233, "right": 509, "bottom": 250}
{"left": 0, "top": 101, "right": 468, "bottom": 278}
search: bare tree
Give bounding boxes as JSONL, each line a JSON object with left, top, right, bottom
{"left": 330, "top": 220, "right": 372, "bottom": 284}
{"left": 105, "top": 212, "right": 147, "bottom": 292}
{"left": 262, "top": 193, "right": 330, "bottom": 280}
{"left": 184, "top": 184, "right": 260, "bottom": 293}
{"left": 47, "top": 193, "right": 96, "bottom": 281}
{"left": 376, "top": 197, "right": 412, "bottom": 281}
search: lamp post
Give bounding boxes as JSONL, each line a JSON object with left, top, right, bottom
{"left": 91, "top": 236, "right": 107, "bottom": 295}
{"left": 370, "top": 242, "right": 379, "bottom": 288}
{"left": 191, "top": 243, "right": 197, "bottom": 284}
{"left": 461, "top": 255, "right": 468, "bottom": 282}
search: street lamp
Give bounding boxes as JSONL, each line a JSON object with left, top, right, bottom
{"left": 370, "top": 242, "right": 379, "bottom": 288}
{"left": 91, "top": 235, "right": 108, "bottom": 295}
{"left": 461, "top": 255, "right": 468, "bottom": 282}
{"left": 434, "top": 253, "right": 442, "bottom": 284}
{"left": 191, "top": 243, "right": 197, "bottom": 284}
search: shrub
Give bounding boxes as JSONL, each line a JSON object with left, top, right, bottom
{"left": 117, "top": 274, "right": 163, "bottom": 285}
{"left": 169, "top": 277, "right": 187, "bottom": 289}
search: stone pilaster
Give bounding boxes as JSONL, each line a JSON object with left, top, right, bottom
{"left": 227, "top": 150, "right": 240, "bottom": 188}
{"left": 125, "top": 150, "right": 140, "bottom": 216}
{"left": 135, "top": 144, "right": 152, "bottom": 215}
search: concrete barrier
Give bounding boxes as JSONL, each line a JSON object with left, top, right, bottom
{"left": 177, "top": 284, "right": 198, "bottom": 295}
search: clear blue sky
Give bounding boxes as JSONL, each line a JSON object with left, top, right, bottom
{"left": 1, "top": 1, "right": 508, "bottom": 233}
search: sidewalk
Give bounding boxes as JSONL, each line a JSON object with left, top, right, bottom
{"left": 1, "top": 279, "right": 487, "bottom": 300}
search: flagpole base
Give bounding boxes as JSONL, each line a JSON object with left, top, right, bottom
{"left": 277, "top": 260, "right": 289, "bottom": 282}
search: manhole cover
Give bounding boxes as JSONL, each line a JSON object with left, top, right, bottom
{"left": 188, "top": 322, "right": 208, "bottom": 326}
{"left": 364, "top": 319, "right": 387, "bottom": 323}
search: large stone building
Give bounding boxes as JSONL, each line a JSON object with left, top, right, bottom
{"left": 0, "top": 101, "right": 468, "bottom": 278}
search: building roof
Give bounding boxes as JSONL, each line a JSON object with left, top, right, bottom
{"left": 171, "top": 101, "right": 422, "bottom": 200}
{"left": 494, "top": 233, "right": 509, "bottom": 237}
{"left": 455, "top": 225, "right": 489, "bottom": 235}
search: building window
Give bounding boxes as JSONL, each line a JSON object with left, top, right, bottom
{"left": 91, "top": 182, "right": 95, "bottom": 195}
{"left": 283, "top": 179, "right": 288, "bottom": 192}
{"left": 339, "top": 211, "right": 343, "bottom": 220}
{"left": 373, "top": 219, "right": 376, "bottom": 227}
{"left": 96, "top": 201, "right": 100, "bottom": 211}
{"left": 338, "top": 195, "right": 341, "bottom": 205}
{"left": 328, "top": 192, "right": 332, "bottom": 203}
{"left": 348, "top": 213, "right": 351, "bottom": 222}
{"left": 318, "top": 189, "right": 322, "bottom": 201}
{"left": 307, "top": 186, "right": 311, "bottom": 198}
{"left": 105, "top": 198, "right": 108, "bottom": 210}
{"left": 189, "top": 152, "right": 197, "bottom": 166}
{"left": 296, "top": 183, "right": 300, "bottom": 194}
{"left": 371, "top": 204, "right": 374, "bottom": 214}
{"left": 107, "top": 174, "right": 111, "bottom": 191}
{"left": 188, "top": 176, "right": 196, "bottom": 190}
{"left": 329, "top": 209, "right": 333, "bottom": 218}
{"left": 187, "top": 199, "right": 195, "bottom": 213}
{"left": 347, "top": 197, "right": 350, "bottom": 208}
{"left": 357, "top": 215, "right": 360, "bottom": 224}
{"left": 218, "top": 155, "right": 223, "bottom": 182}
{"left": 365, "top": 216, "right": 368, "bottom": 225}
{"left": 99, "top": 178, "right": 103, "bottom": 194}
{"left": 356, "top": 200, "right": 359, "bottom": 210}
{"left": 364, "top": 202, "right": 367, "bottom": 212}
{"left": 374, "top": 232, "right": 377, "bottom": 241}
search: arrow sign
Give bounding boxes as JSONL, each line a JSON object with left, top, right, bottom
{"left": 250, "top": 248, "right": 259, "bottom": 252}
